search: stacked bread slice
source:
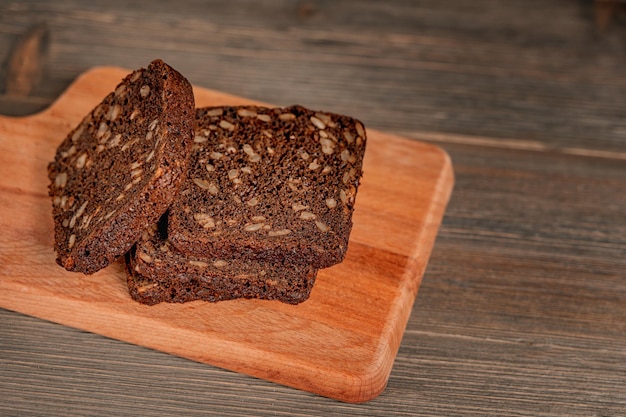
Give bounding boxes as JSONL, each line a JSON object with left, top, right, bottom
{"left": 49, "top": 61, "right": 367, "bottom": 305}
{"left": 126, "top": 219, "right": 318, "bottom": 305}
{"left": 48, "top": 59, "right": 195, "bottom": 274}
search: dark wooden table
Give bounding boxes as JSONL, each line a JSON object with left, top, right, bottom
{"left": 1, "top": 1, "right": 625, "bottom": 415}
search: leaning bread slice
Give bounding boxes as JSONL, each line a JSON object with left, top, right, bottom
{"left": 167, "top": 105, "right": 367, "bottom": 269}
{"left": 48, "top": 59, "right": 195, "bottom": 274}
{"left": 126, "top": 220, "right": 318, "bottom": 305}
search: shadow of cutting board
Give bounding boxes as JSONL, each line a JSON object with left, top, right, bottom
{"left": 0, "top": 67, "right": 453, "bottom": 403}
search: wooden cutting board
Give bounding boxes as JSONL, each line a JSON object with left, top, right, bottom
{"left": 0, "top": 67, "right": 454, "bottom": 403}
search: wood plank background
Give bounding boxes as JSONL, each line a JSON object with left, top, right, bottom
{"left": 1, "top": 1, "right": 625, "bottom": 415}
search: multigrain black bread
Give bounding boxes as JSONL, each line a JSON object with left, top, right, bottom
{"left": 126, "top": 220, "right": 318, "bottom": 305}
{"left": 167, "top": 105, "right": 367, "bottom": 269}
{"left": 48, "top": 59, "right": 195, "bottom": 274}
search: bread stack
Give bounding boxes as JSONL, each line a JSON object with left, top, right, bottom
{"left": 48, "top": 60, "right": 367, "bottom": 305}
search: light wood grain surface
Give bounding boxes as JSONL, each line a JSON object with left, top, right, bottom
{"left": 1, "top": 1, "right": 625, "bottom": 415}
{"left": 0, "top": 66, "right": 453, "bottom": 403}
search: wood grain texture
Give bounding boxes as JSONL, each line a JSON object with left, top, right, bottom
{"left": 0, "top": 67, "right": 453, "bottom": 403}
{"left": 1, "top": 0, "right": 625, "bottom": 415}
{"left": 0, "top": 1, "right": 625, "bottom": 150}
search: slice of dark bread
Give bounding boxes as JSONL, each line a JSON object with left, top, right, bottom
{"left": 167, "top": 105, "right": 367, "bottom": 269}
{"left": 126, "top": 220, "right": 318, "bottom": 305}
{"left": 48, "top": 59, "right": 195, "bottom": 274}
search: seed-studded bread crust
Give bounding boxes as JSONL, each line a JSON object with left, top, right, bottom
{"left": 48, "top": 59, "right": 195, "bottom": 274}
{"left": 126, "top": 221, "right": 318, "bottom": 305}
{"left": 167, "top": 105, "right": 367, "bottom": 269}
